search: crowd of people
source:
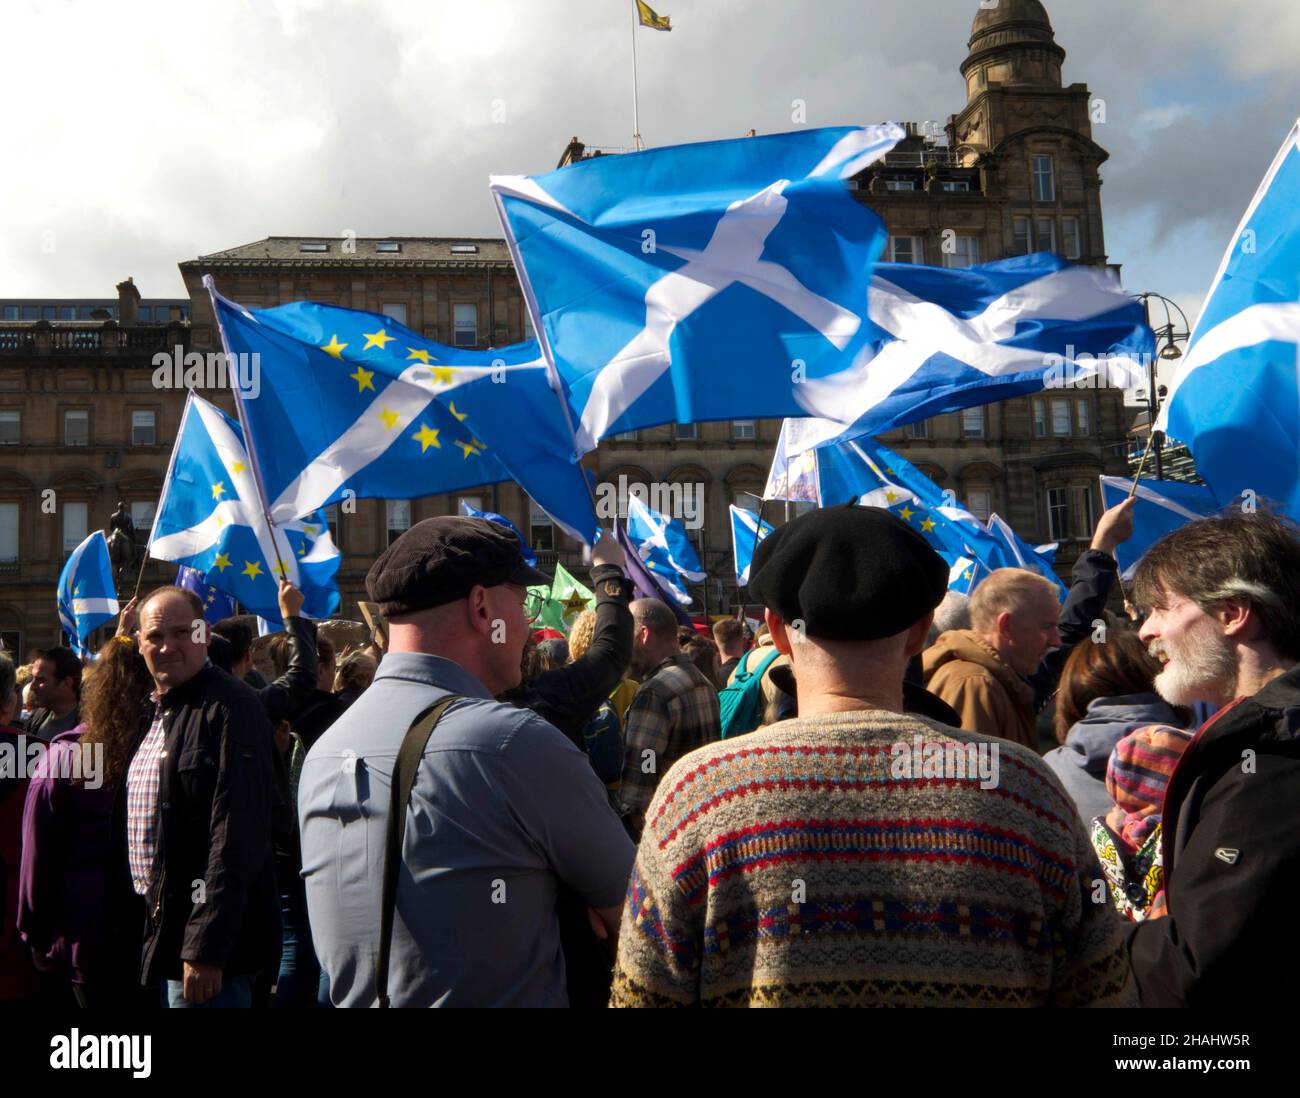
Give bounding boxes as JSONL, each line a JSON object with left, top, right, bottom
{"left": 1, "top": 496, "right": 1297, "bottom": 1008}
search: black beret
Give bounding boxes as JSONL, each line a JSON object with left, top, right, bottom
{"left": 366, "top": 516, "right": 549, "bottom": 617}
{"left": 747, "top": 505, "right": 949, "bottom": 641}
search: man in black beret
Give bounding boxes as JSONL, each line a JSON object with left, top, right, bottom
{"left": 298, "top": 516, "right": 635, "bottom": 1007}
{"left": 610, "top": 505, "right": 1136, "bottom": 1009}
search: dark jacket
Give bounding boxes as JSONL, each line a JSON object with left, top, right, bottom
{"left": 110, "top": 664, "right": 280, "bottom": 986}
{"left": 1127, "top": 663, "right": 1300, "bottom": 1006}
{"left": 512, "top": 564, "right": 633, "bottom": 748}
{"left": 258, "top": 617, "right": 319, "bottom": 727}
{"left": 1027, "top": 548, "right": 1119, "bottom": 711}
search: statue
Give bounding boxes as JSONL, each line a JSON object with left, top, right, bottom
{"left": 106, "top": 500, "right": 139, "bottom": 584}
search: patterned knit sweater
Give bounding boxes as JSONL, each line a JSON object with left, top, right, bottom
{"left": 609, "top": 709, "right": 1136, "bottom": 1007}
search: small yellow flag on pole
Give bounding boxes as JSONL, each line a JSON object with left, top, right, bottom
{"left": 635, "top": 0, "right": 672, "bottom": 31}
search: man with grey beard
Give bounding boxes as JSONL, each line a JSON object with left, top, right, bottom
{"left": 1128, "top": 509, "right": 1300, "bottom": 1007}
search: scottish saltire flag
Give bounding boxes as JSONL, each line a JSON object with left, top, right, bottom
{"left": 1157, "top": 121, "right": 1300, "bottom": 513}
{"left": 458, "top": 500, "right": 537, "bottom": 567}
{"left": 149, "top": 393, "right": 340, "bottom": 625}
{"left": 490, "top": 125, "right": 904, "bottom": 452}
{"left": 614, "top": 521, "right": 695, "bottom": 625}
{"left": 762, "top": 419, "right": 821, "bottom": 503}
{"left": 207, "top": 281, "right": 598, "bottom": 544}
{"left": 175, "top": 565, "right": 238, "bottom": 625}
{"left": 944, "top": 554, "right": 983, "bottom": 596}
{"left": 625, "top": 494, "right": 705, "bottom": 606}
{"left": 986, "top": 513, "right": 1069, "bottom": 601}
{"left": 1100, "top": 476, "right": 1218, "bottom": 582}
{"left": 57, "top": 532, "right": 119, "bottom": 658}
{"left": 730, "top": 504, "right": 774, "bottom": 586}
{"left": 786, "top": 254, "right": 1154, "bottom": 454}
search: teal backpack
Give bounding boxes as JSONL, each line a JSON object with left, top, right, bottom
{"left": 719, "top": 647, "right": 782, "bottom": 739}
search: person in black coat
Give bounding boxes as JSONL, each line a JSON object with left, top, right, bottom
{"left": 1127, "top": 510, "right": 1300, "bottom": 1006}
{"left": 109, "top": 584, "right": 280, "bottom": 1007}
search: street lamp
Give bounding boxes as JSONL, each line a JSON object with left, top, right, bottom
{"left": 1133, "top": 292, "right": 1191, "bottom": 479}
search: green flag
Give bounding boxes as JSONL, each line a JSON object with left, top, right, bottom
{"left": 527, "top": 561, "right": 594, "bottom": 634}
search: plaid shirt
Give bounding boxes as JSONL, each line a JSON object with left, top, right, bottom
{"left": 620, "top": 654, "right": 721, "bottom": 818}
{"left": 126, "top": 703, "right": 167, "bottom": 896}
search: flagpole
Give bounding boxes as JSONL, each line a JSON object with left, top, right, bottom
{"left": 1128, "top": 429, "right": 1157, "bottom": 500}
{"left": 203, "top": 276, "right": 291, "bottom": 583}
{"left": 631, "top": 4, "right": 642, "bottom": 150}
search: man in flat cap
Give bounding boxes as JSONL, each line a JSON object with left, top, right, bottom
{"left": 610, "top": 506, "right": 1134, "bottom": 1009}
{"left": 298, "top": 517, "right": 634, "bottom": 1007}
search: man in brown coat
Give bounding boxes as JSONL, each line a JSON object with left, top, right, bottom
{"left": 922, "top": 570, "right": 1061, "bottom": 749}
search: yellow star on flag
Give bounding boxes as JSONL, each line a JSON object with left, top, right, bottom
{"left": 884, "top": 489, "right": 899, "bottom": 503}
{"left": 362, "top": 328, "right": 394, "bottom": 350}
{"left": 562, "top": 590, "right": 589, "bottom": 617}
{"left": 964, "top": 569, "right": 974, "bottom": 582}
{"left": 231, "top": 461, "right": 246, "bottom": 475}
{"left": 350, "top": 366, "right": 375, "bottom": 393}
{"left": 302, "top": 524, "right": 318, "bottom": 536}
{"left": 211, "top": 481, "right": 226, "bottom": 500}
{"left": 321, "top": 334, "right": 348, "bottom": 360}
{"left": 379, "top": 407, "right": 401, "bottom": 430}
{"left": 412, "top": 424, "right": 441, "bottom": 452}
{"left": 898, "top": 506, "right": 915, "bottom": 522}
{"left": 242, "top": 560, "right": 264, "bottom": 580}
{"left": 448, "top": 402, "right": 468, "bottom": 422}
{"left": 921, "top": 517, "right": 937, "bottom": 533}
{"left": 430, "top": 366, "right": 456, "bottom": 385}
{"left": 213, "top": 553, "right": 232, "bottom": 571}
{"left": 273, "top": 560, "right": 289, "bottom": 579}
{"left": 73, "top": 583, "right": 84, "bottom": 597}
{"left": 296, "top": 545, "right": 305, "bottom": 556}
{"left": 406, "top": 348, "right": 434, "bottom": 364}
{"left": 456, "top": 438, "right": 485, "bottom": 460}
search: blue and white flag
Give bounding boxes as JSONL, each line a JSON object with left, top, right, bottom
{"left": 625, "top": 494, "right": 706, "bottom": 606}
{"left": 491, "top": 125, "right": 903, "bottom": 452}
{"left": 785, "top": 254, "right": 1154, "bottom": 453}
{"left": 149, "top": 393, "right": 340, "bottom": 625}
{"left": 175, "top": 565, "right": 238, "bottom": 625}
{"left": 1099, "top": 476, "right": 1219, "bottom": 582}
{"left": 762, "top": 419, "right": 822, "bottom": 503}
{"left": 1157, "top": 121, "right": 1300, "bottom": 514}
{"left": 57, "top": 531, "right": 119, "bottom": 657}
{"left": 208, "top": 281, "right": 599, "bottom": 544}
{"left": 730, "top": 504, "right": 774, "bottom": 586}
{"left": 458, "top": 499, "right": 537, "bottom": 567}
{"left": 986, "top": 513, "right": 1069, "bottom": 601}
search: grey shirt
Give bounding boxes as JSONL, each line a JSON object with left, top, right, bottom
{"left": 298, "top": 652, "right": 635, "bottom": 1008}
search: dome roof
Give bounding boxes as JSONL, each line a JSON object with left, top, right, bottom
{"left": 968, "top": 0, "right": 1058, "bottom": 51}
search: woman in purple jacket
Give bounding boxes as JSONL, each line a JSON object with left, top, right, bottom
{"left": 18, "top": 630, "right": 154, "bottom": 1008}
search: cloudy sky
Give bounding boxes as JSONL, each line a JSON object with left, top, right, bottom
{"left": 3, "top": 0, "right": 1297, "bottom": 357}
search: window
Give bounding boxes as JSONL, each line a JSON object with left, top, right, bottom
{"left": 375, "top": 241, "right": 402, "bottom": 253}
{"left": 130, "top": 501, "right": 156, "bottom": 541}
{"left": 1036, "top": 218, "right": 1056, "bottom": 253}
{"left": 62, "top": 502, "right": 88, "bottom": 554}
{"left": 733, "top": 420, "right": 756, "bottom": 440}
{"left": 77, "top": 306, "right": 96, "bottom": 320}
{"left": 1076, "top": 398, "right": 1091, "bottom": 436}
{"left": 59, "top": 306, "right": 75, "bottom": 321}
{"left": 131, "top": 410, "right": 156, "bottom": 446}
{"left": 0, "top": 503, "right": 17, "bottom": 563}
{"left": 325, "top": 504, "right": 340, "bottom": 548}
{"left": 966, "top": 490, "right": 992, "bottom": 522}
{"left": 1014, "top": 217, "right": 1032, "bottom": 255}
{"left": 2, "top": 306, "right": 17, "bottom": 321}
{"left": 906, "top": 419, "right": 929, "bottom": 440}
{"left": 299, "top": 242, "right": 329, "bottom": 252}
{"left": 884, "top": 179, "right": 917, "bottom": 192}
{"left": 453, "top": 304, "right": 477, "bottom": 348}
{"left": 1033, "top": 398, "right": 1047, "bottom": 438}
{"left": 64, "top": 409, "right": 89, "bottom": 447}
{"left": 386, "top": 500, "right": 411, "bottom": 545}
{"left": 1032, "top": 155, "right": 1055, "bottom": 202}
{"left": 530, "top": 500, "right": 555, "bottom": 551}
{"left": 450, "top": 244, "right": 479, "bottom": 254}
{"left": 42, "top": 306, "right": 56, "bottom": 321}
{"left": 137, "top": 306, "right": 151, "bottom": 322}
{"left": 1051, "top": 398, "right": 1071, "bottom": 437}
{"left": 962, "top": 407, "right": 985, "bottom": 439}
{"left": 21, "top": 305, "right": 37, "bottom": 320}
{"left": 674, "top": 423, "right": 698, "bottom": 441}
{"left": 890, "top": 235, "right": 924, "bottom": 264}
{"left": 612, "top": 429, "right": 639, "bottom": 442}
{"left": 941, "top": 180, "right": 971, "bottom": 193}
{"left": 1047, "top": 487, "right": 1070, "bottom": 541}
{"left": 0, "top": 410, "right": 18, "bottom": 445}
{"left": 456, "top": 495, "right": 483, "bottom": 515}
{"left": 944, "top": 235, "right": 981, "bottom": 269}
{"left": 1072, "top": 485, "right": 1095, "bottom": 538}
{"left": 1062, "top": 217, "right": 1082, "bottom": 260}
{"left": 734, "top": 491, "right": 763, "bottom": 514}
{"left": 381, "top": 303, "right": 407, "bottom": 326}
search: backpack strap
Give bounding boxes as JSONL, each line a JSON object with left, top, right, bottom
{"left": 376, "top": 694, "right": 464, "bottom": 1009}
{"left": 737, "top": 647, "right": 781, "bottom": 684}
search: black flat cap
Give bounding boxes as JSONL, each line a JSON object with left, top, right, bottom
{"left": 747, "top": 505, "right": 949, "bottom": 641}
{"left": 366, "top": 516, "right": 549, "bottom": 617}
